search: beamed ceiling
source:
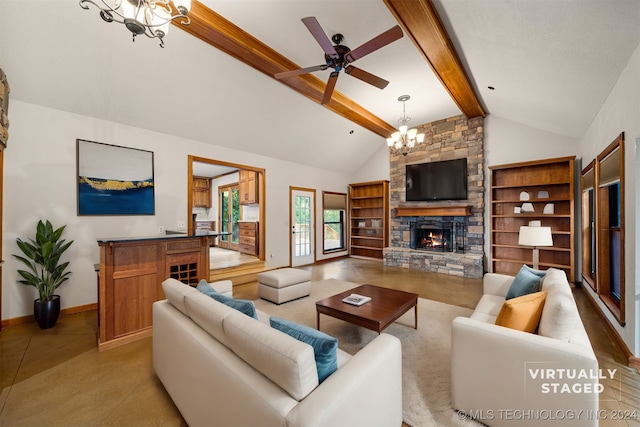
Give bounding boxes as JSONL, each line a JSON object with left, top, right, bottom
{"left": 176, "top": 0, "right": 485, "bottom": 139}
{"left": 1, "top": 0, "right": 638, "bottom": 174}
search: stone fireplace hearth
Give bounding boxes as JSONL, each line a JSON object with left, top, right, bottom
{"left": 383, "top": 115, "right": 485, "bottom": 278}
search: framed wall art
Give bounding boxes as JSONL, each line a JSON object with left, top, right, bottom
{"left": 76, "top": 139, "right": 155, "bottom": 215}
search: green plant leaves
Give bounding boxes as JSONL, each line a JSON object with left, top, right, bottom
{"left": 12, "top": 219, "right": 74, "bottom": 301}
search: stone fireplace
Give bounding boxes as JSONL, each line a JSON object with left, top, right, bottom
{"left": 383, "top": 115, "right": 485, "bottom": 278}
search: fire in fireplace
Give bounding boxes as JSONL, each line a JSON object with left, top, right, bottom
{"left": 410, "top": 220, "right": 465, "bottom": 253}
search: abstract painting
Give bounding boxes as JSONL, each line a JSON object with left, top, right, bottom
{"left": 76, "top": 139, "right": 155, "bottom": 215}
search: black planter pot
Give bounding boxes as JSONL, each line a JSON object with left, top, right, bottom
{"left": 34, "top": 295, "right": 61, "bottom": 329}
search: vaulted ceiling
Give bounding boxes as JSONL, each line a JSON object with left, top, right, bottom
{"left": 1, "top": 0, "right": 639, "bottom": 174}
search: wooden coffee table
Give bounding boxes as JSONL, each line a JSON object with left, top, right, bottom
{"left": 316, "top": 284, "right": 418, "bottom": 334}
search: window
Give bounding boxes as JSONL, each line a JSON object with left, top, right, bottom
{"left": 322, "top": 192, "right": 346, "bottom": 253}
{"left": 294, "top": 194, "right": 312, "bottom": 257}
{"left": 595, "top": 132, "right": 625, "bottom": 325}
{"left": 581, "top": 162, "right": 596, "bottom": 289}
{"left": 607, "top": 181, "right": 621, "bottom": 301}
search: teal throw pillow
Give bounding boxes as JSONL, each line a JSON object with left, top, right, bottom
{"left": 506, "top": 265, "right": 544, "bottom": 300}
{"left": 270, "top": 316, "right": 338, "bottom": 383}
{"left": 196, "top": 279, "right": 217, "bottom": 294}
{"left": 522, "top": 264, "right": 546, "bottom": 279}
{"left": 196, "top": 280, "right": 257, "bottom": 319}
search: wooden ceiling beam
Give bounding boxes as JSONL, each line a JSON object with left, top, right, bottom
{"left": 384, "top": 0, "right": 486, "bottom": 118}
{"left": 174, "top": 1, "right": 396, "bottom": 137}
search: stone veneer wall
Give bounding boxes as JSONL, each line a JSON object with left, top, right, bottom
{"left": 0, "top": 68, "right": 9, "bottom": 146}
{"left": 383, "top": 115, "right": 485, "bottom": 278}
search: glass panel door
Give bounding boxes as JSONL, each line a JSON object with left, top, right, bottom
{"left": 219, "top": 184, "right": 240, "bottom": 251}
{"left": 290, "top": 188, "right": 315, "bottom": 266}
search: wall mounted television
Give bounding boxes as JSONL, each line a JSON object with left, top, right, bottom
{"left": 406, "top": 158, "right": 468, "bottom": 201}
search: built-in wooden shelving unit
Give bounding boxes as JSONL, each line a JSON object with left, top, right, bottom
{"left": 349, "top": 180, "right": 389, "bottom": 260}
{"left": 490, "top": 156, "right": 575, "bottom": 282}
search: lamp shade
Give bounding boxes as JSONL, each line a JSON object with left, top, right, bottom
{"left": 518, "top": 226, "right": 553, "bottom": 247}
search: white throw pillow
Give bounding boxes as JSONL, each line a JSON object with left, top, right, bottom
{"left": 538, "top": 271, "right": 578, "bottom": 342}
{"left": 539, "top": 293, "right": 577, "bottom": 341}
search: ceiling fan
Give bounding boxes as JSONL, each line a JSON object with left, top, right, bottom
{"left": 275, "top": 17, "right": 403, "bottom": 105}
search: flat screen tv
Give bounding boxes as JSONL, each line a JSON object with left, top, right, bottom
{"left": 406, "top": 158, "right": 468, "bottom": 201}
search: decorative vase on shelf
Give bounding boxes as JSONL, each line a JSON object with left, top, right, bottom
{"left": 521, "top": 203, "right": 535, "bottom": 213}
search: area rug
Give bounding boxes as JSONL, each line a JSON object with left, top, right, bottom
{"left": 253, "top": 279, "right": 482, "bottom": 427}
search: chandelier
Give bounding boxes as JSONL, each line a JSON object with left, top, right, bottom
{"left": 386, "top": 95, "right": 425, "bottom": 156}
{"left": 79, "top": 0, "right": 191, "bottom": 48}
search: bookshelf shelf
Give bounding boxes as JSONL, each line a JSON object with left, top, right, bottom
{"left": 490, "top": 156, "right": 575, "bottom": 282}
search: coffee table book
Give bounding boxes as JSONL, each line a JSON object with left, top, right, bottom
{"left": 342, "top": 293, "right": 372, "bottom": 306}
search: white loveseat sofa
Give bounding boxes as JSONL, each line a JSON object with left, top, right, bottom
{"left": 451, "top": 268, "right": 599, "bottom": 427}
{"left": 153, "top": 278, "right": 403, "bottom": 427}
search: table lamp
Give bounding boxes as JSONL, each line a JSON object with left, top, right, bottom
{"left": 518, "top": 226, "right": 553, "bottom": 270}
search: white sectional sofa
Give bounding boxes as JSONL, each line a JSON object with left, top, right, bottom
{"left": 451, "top": 268, "right": 599, "bottom": 427}
{"left": 153, "top": 278, "right": 403, "bottom": 427}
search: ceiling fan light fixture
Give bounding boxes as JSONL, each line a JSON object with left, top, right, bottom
{"left": 388, "top": 95, "right": 425, "bottom": 157}
{"left": 274, "top": 17, "right": 403, "bottom": 105}
{"left": 79, "top": 0, "right": 191, "bottom": 47}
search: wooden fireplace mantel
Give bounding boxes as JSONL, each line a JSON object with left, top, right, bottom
{"left": 395, "top": 205, "right": 473, "bottom": 217}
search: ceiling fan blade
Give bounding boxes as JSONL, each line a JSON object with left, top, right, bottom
{"left": 345, "top": 66, "right": 389, "bottom": 89}
{"left": 302, "top": 16, "right": 339, "bottom": 59}
{"left": 321, "top": 71, "right": 339, "bottom": 104}
{"left": 345, "top": 25, "right": 403, "bottom": 63}
{"left": 275, "top": 64, "right": 327, "bottom": 80}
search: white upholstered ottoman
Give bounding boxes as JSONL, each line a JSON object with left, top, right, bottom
{"left": 258, "top": 268, "right": 312, "bottom": 304}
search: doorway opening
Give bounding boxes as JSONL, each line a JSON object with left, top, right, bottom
{"left": 188, "top": 155, "right": 266, "bottom": 280}
{"left": 290, "top": 187, "right": 316, "bottom": 267}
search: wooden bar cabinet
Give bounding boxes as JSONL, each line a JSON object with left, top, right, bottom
{"left": 97, "top": 234, "right": 209, "bottom": 351}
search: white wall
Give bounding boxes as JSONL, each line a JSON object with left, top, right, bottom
{"left": 484, "top": 115, "right": 580, "bottom": 166}
{"left": 350, "top": 144, "right": 391, "bottom": 183}
{"left": 578, "top": 42, "right": 640, "bottom": 356}
{"left": 2, "top": 101, "right": 351, "bottom": 321}
{"left": 484, "top": 116, "right": 580, "bottom": 273}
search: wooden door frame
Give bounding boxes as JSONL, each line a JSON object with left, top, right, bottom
{"left": 188, "top": 155, "right": 265, "bottom": 261}
{"left": 0, "top": 148, "right": 3, "bottom": 331}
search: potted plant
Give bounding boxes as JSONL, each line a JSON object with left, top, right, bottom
{"left": 13, "top": 220, "right": 74, "bottom": 329}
